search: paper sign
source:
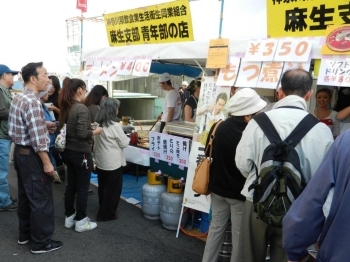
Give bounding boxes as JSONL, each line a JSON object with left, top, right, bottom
{"left": 174, "top": 137, "right": 190, "bottom": 167}
{"left": 149, "top": 131, "right": 162, "bottom": 159}
{"left": 274, "top": 39, "right": 312, "bottom": 62}
{"left": 244, "top": 39, "right": 279, "bottom": 62}
{"left": 235, "top": 61, "right": 262, "bottom": 88}
{"left": 206, "top": 38, "right": 229, "bottom": 69}
{"left": 317, "top": 59, "right": 350, "bottom": 87}
{"left": 216, "top": 57, "right": 241, "bottom": 86}
{"left": 282, "top": 60, "right": 312, "bottom": 75}
{"left": 256, "top": 61, "right": 284, "bottom": 89}
{"left": 132, "top": 59, "right": 151, "bottom": 77}
{"left": 116, "top": 60, "right": 135, "bottom": 75}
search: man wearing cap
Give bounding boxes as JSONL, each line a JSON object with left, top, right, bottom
{"left": 0, "top": 64, "right": 19, "bottom": 212}
{"left": 158, "top": 73, "right": 181, "bottom": 133}
{"left": 235, "top": 69, "right": 334, "bottom": 262}
{"left": 202, "top": 88, "right": 266, "bottom": 262}
{"left": 179, "top": 80, "right": 190, "bottom": 120}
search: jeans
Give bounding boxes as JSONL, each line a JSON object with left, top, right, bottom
{"left": 0, "top": 138, "right": 11, "bottom": 208}
{"left": 64, "top": 149, "right": 92, "bottom": 221}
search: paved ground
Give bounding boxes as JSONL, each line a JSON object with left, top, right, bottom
{"left": 0, "top": 163, "right": 205, "bottom": 262}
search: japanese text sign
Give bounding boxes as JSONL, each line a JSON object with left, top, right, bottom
{"left": 235, "top": 61, "right": 262, "bottom": 88}
{"left": 173, "top": 137, "right": 190, "bottom": 167}
{"left": 317, "top": 59, "right": 350, "bottom": 87}
{"left": 206, "top": 38, "right": 230, "bottom": 69}
{"left": 149, "top": 131, "right": 162, "bottom": 159}
{"left": 256, "top": 62, "right": 284, "bottom": 89}
{"left": 244, "top": 39, "right": 311, "bottom": 62}
{"left": 132, "top": 59, "right": 151, "bottom": 77}
{"left": 216, "top": 57, "right": 240, "bottom": 86}
{"left": 117, "top": 60, "right": 135, "bottom": 76}
{"left": 267, "top": 0, "right": 350, "bottom": 37}
{"left": 104, "top": 0, "right": 194, "bottom": 46}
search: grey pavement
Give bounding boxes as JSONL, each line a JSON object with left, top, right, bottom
{"left": 0, "top": 163, "right": 205, "bottom": 262}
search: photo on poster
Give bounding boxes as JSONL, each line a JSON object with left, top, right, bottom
{"left": 193, "top": 77, "right": 230, "bottom": 146}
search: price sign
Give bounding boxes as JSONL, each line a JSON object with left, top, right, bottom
{"left": 235, "top": 61, "right": 262, "bottom": 88}
{"left": 244, "top": 39, "right": 279, "bottom": 62}
{"left": 317, "top": 59, "right": 350, "bottom": 87}
{"left": 216, "top": 57, "right": 240, "bottom": 86}
{"left": 116, "top": 60, "right": 135, "bottom": 76}
{"left": 274, "top": 39, "right": 312, "bottom": 62}
{"left": 174, "top": 137, "right": 190, "bottom": 167}
{"left": 282, "top": 60, "right": 311, "bottom": 76}
{"left": 149, "top": 131, "right": 162, "bottom": 159}
{"left": 256, "top": 61, "right": 284, "bottom": 89}
{"left": 132, "top": 59, "right": 151, "bottom": 77}
{"left": 160, "top": 134, "right": 173, "bottom": 163}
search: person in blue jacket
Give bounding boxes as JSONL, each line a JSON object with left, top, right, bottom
{"left": 283, "top": 129, "right": 350, "bottom": 262}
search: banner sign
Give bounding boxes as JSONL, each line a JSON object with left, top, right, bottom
{"left": 104, "top": 0, "right": 194, "bottom": 46}
{"left": 235, "top": 61, "right": 262, "bottom": 88}
{"left": 322, "top": 24, "right": 350, "bottom": 55}
{"left": 216, "top": 57, "right": 241, "bottom": 86}
{"left": 317, "top": 59, "right": 350, "bottom": 87}
{"left": 267, "top": 0, "right": 350, "bottom": 37}
{"left": 149, "top": 132, "right": 190, "bottom": 167}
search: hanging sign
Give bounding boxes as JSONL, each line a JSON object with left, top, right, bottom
{"left": 317, "top": 59, "right": 350, "bottom": 86}
{"left": 173, "top": 136, "right": 190, "bottom": 167}
{"left": 256, "top": 62, "right": 284, "bottom": 89}
{"left": 267, "top": 0, "right": 350, "bottom": 37}
{"left": 273, "top": 39, "right": 312, "bottom": 62}
{"left": 149, "top": 131, "right": 162, "bottom": 160}
{"left": 132, "top": 59, "right": 151, "bottom": 77}
{"left": 235, "top": 61, "right": 262, "bottom": 88}
{"left": 216, "top": 57, "right": 240, "bottom": 86}
{"left": 206, "top": 38, "right": 230, "bottom": 69}
{"left": 104, "top": 0, "right": 194, "bottom": 46}
{"left": 116, "top": 60, "right": 135, "bottom": 76}
{"left": 244, "top": 39, "right": 279, "bottom": 62}
{"left": 322, "top": 24, "right": 350, "bottom": 55}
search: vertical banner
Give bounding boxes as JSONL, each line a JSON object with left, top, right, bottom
{"left": 183, "top": 76, "right": 231, "bottom": 214}
{"left": 149, "top": 131, "right": 162, "bottom": 161}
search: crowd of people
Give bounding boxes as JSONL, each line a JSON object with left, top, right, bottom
{"left": 0, "top": 62, "right": 129, "bottom": 254}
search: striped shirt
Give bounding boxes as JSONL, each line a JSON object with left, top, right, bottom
{"left": 8, "top": 88, "right": 49, "bottom": 152}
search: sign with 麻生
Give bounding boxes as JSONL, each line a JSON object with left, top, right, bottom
{"left": 267, "top": 0, "right": 350, "bottom": 37}
{"left": 317, "top": 59, "right": 350, "bottom": 86}
{"left": 104, "top": 0, "right": 194, "bottom": 46}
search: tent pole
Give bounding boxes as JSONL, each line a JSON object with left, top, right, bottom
{"left": 218, "top": 0, "right": 225, "bottom": 39}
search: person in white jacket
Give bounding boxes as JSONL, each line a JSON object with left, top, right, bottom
{"left": 94, "top": 98, "right": 130, "bottom": 221}
{"left": 235, "top": 69, "right": 334, "bottom": 262}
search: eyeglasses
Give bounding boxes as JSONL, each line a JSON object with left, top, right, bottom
{"left": 81, "top": 87, "right": 87, "bottom": 93}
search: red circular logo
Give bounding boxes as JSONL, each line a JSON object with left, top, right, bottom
{"left": 326, "top": 26, "right": 350, "bottom": 52}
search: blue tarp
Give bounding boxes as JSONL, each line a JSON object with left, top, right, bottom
{"left": 150, "top": 62, "right": 201, "bottom": 78}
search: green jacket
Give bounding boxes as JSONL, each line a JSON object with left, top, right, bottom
{"left": 0, "top": 83, "right": 13, "bottom": 139}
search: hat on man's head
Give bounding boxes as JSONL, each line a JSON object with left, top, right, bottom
{"left": 182, "top": 81, "right": 188, "bottom": 86}
{"left": 227, "top": 88, "right": 267, "bottom": 116}
{"left": 39, "top": 84, "right": 52, "bottom": 98}
{"left": 0, "top": 64, "right": 20, "bottom": 76}
{"left": 159, "top": 72, "right": 171, "bottom": 83}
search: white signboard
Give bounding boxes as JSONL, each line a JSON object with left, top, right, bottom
{"left": 149, "top": 131, "right": 162, "bottom": 160}
{"left": 244, "top": 39, "right": 279, "bottom": 62}
{"left": 132, "top": 59, "right": 151, "bottom": 77}
{"left": 216, "top": 57, "right": 240, "bottom": 86}
{"left": 235, "top": 61, "right": 262, "bottom": 88}
{"left": 274, "top": 39, "right": 312, "bottom": 62}
{"left": 174, "top": 136, "right": 190, "bottom": 167}
{"left": 116, "top": 60, "right": 135, "bottom": 76}
{"left": 256, "top": 61, "right": 284, "bottom": 89}
{"left": 317, "top": 59, "right": 350, "bottom": 87}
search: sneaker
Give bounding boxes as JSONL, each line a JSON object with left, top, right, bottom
{"left": 75, "top": 217, "right": 97, "bottom": 232}
{"left": 18, "top": 236, "right": 31, "bottom": 245}
{"left": 0, "top": 202, "right": 18, "bottom": 212}
{"left": 31, "top": 240, "right": 63, "bottom": 254}
{"left": 65, "top": 213, "right": 76, "bottom": 229}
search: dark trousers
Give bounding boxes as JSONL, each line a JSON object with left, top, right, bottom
{"left": 51, "top": 147, "right": 64, "bottom": 167}
{"left": 64, "top": 149, "right": 92, "bottom": 221}
{"left": 96, "top": 167, "right": 123, "bottom": 220}
{"left": 14, "top": 145, "right": 54, "bottom": 244}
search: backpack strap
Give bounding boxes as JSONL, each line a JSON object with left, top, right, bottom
{"left": 253, "top": 113, "right": 282, "bottom": 143}
{"left": 285, "top": 114, "right": 319, "bottom": 148}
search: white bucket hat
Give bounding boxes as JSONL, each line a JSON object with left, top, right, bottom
{"left": 227, "top": 88, "right": 267, "bottom": 116}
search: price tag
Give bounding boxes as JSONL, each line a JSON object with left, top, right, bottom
{"left": 317, "top": 59, "right": 350, "bottom": 87}
{"left": 244, "top": 39, "right": 279, "bottom": 62}
{"left": 116, "top": 60, "right": 135, "bottom": 76}
{"left": 132, "top": 59, "right": 151, "bottom": 77}
{"left": 256, "top": 62, "right": 284, "bottom": 89}
{"left": 274, "top": 39, "right": 312, "bottom": 62}
{"left": 216, "top": 57, "right": 240, "bottom": 86}
{"left": 282, "top": 60, "right": 312, "bottom": 76}
{"left": 174, "top": 137, "right": 190, "bottom": 167}
{"left": 235, "top": 61, "right": 262, "bottom": 88}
